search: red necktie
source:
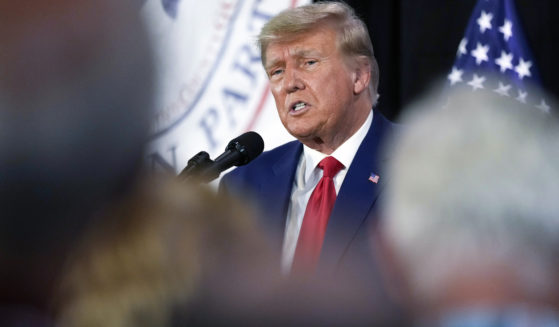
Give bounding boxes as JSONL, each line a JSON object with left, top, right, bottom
{"left": 292, "top": 156, "right": 344, "bottom": 273}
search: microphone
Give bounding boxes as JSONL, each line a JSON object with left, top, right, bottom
{"left": 177, "top": 151, "right": 213, "bottom": 181}
{"left": 180, "top": 131, "right": 264, "bottom": 183}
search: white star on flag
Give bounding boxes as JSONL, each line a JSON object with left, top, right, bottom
{"left": 494, "top": 82, "right": 512, "bottom": 96}
{"left": 536, "top": 99, "right": 551, "bottom": 113}
{"left": 515, "top": 58, "right": 532, "bottom": 80}
{"left": 457, "top": 38, "right": 468, "bottom": 57}
{"left": 495, "top": 51, "right": 514, "bottom": 73}
{"left": 477, "top": 10, "right": 493, "bottom": 33}
{"left": 448, "top": 0, "right": 550, "bottom": 114}
{"left": 499, "top": 19, "right": 513, "bottom": 41}
{"left": 468, "top": 74, "right": 486, "bottom": 91}
{"left": 471, "top": 42, "right": 490, "bottom": 65}
{"left": 448, "top": 67, "right": 464, "bottom": 85}
{"left": 516, "top": 89, "right": 528, "bottom": 103}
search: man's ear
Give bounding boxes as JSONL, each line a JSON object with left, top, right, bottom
{"left": 352, "top": 57, "right": 371, "bottom": 95}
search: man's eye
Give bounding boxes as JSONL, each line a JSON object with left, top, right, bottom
{"left": 306, "top": 60, "right": 317, "bottom": 66}
{"left": 270, "top": 69, "right": 283, "bottom": 76}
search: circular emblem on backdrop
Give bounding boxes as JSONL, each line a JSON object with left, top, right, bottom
{"left": 141, "top": 0, "right": 242, "bottom": 138}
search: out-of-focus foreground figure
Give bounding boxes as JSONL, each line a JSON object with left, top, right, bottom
{"left": 54, "top": 177, "right": 272, "bottom": 327}
{"left": 380, "top": 89, "right": 559, "bottom": 326}
{"left": 0, "top": 0, "right": 153, "bottom": 325}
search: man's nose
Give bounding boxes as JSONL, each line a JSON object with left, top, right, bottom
{"left": 284, "top": 69, "right": 304, "bottom": 93}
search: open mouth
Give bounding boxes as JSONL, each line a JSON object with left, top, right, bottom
{"left": 292, "top": 101, "right": 307, "bottom": 112}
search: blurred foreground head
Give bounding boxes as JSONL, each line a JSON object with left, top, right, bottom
{"left": 0, "top": 0, "right": 153, "bottom": 309}
{"left": 381, "top": 87, "right": 559, "bottom": 323}
{"left": 56, "top": 178, "right": 399, "bottom": 327}
{"left": 55, "top": 178, "right": 268, "bottom": 327}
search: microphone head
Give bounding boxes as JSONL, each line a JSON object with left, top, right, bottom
{"left": 226, "top": 131, "right": 264, "bottom": 166}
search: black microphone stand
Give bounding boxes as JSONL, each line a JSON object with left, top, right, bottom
{"left": 177, "top": 151, "right": 214, "bottom": 183}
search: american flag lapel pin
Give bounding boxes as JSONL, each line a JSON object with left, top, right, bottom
{"left": 368, "top": 172, "right": 379, "bottom": 184}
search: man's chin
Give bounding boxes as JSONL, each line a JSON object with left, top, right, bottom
{"left": 287, "top": 129, "right": 313, "bottom": 142}
{"left": 288, "top": 130, "right": 325, "bottom": 147}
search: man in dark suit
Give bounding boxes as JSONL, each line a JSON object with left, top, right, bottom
{"left": 220, "top": 2, "right": 397, "bottom": 279}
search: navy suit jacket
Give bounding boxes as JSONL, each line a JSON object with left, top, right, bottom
{"left": 220, "top": 110, "right": 397, "bottom": 275}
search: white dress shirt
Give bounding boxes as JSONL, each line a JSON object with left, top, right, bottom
{"left": 281, "top": 110, "right": 374, "bottom": 274}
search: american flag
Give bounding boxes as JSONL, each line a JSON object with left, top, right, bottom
{"left": 448, "top": 0, "right": 551, "bottom": 113}
{"left": 369, "top": 172, "right": 379, "bottom": 184}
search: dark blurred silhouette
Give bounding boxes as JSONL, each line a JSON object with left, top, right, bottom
{"left": 378, "top": 87, "right": 559, "bottom": 326}
{"left": 54, "top": 178, "right": 271, "bottom": 327}
{"left": 0, "top": 0, "right": 153, "bottom": 324}
{"left": 55, "top": 177, "right": 404, "bottom": 326}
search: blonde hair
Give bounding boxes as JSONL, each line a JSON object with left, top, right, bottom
{"left": 258, "top": 1, "right": 379, "bottom": 99}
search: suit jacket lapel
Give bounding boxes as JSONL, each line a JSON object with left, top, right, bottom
{"left": 258, "top": 142, "right": 302, "bottom": 251}
{"left": 320, "top": 111, "right": 391, "bottom": 271}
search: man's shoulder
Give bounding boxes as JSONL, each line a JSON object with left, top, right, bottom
{"left": 370, "top": 110, "right": 402, "bottom": 150}
{"left": 252, "top": 139, "right": 301, "bottom": 165}
{"left": 374, "top": 110, "right": 400, "bottom": 133}
{"left": 221, "top": 139, "right": 301, "bottom": 184}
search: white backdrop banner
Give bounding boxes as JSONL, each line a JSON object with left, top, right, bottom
{"left": 142, "top": 0, "right": 310, "bottom": 174}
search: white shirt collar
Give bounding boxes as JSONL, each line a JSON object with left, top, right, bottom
{"left": 301, "top": 110, "right": 373, "bottom": 183}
